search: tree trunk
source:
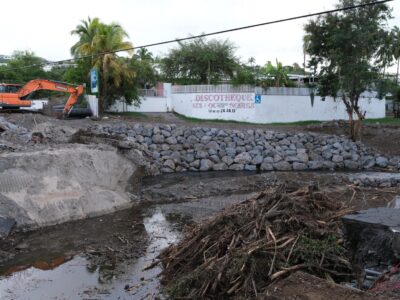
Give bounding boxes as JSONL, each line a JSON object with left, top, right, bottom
{"left": 344, "top": 96, "right": 364, "bottom": 142}
{"left": 350, "top": 118, "right": 363, "bottom": 141}
{"left": 396, "top": 58, "right": 399, "bottom": 84}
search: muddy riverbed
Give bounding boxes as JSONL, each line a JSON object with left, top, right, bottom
{"left": 0, "top": 170, "right": 399, "bottom": 299}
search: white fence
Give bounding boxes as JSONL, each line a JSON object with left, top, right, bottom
{"left": 106, "top": 83, "right": 385, "bottom": 123}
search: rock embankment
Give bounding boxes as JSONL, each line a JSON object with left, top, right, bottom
{"left": 79, "top": 123, "right": 399, "bottom": 175}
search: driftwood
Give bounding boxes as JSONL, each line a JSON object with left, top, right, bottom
{"left": 159, "top": 184, "right": 353, "bottom": 299}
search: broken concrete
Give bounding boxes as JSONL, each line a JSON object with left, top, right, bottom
{"left": 342, "top": 208, "right": 400, "bottom": 271}
{"left": 0, "top": 144, "right": 140, "bottom": 230}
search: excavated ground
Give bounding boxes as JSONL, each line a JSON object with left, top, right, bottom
{"left": 0, "top": 112, "right": 399, "bottom": 299}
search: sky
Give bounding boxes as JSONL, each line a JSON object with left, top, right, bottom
{"left": 0, "top": 0, "right": 399, "bottom": 71}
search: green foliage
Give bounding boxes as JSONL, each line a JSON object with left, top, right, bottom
{"left": 160, "top": 37, "right": 239, "bottom": 84}
{"left": 71, "top": 17, "right": 137, "bottom": 112}
{"left": 130, "top": 48, "right": 158, "bottom": 89}
{"left": 288, "top": 235, "right": 346, "bottom": 268}
{"left": 231, "top": 62, "right": 263, "bottom": 86}
{"left": 376, "top": 78, "right": 398, "bottom": 99}
{"left": 0, "top": 51, "right": 47, "bottom": 83}
{"left": 303, "top": 0, "right": 393, "bottom": 140}
{"left": 261, "top": 59, "right": 291, "bottom": 87}
{"left": 286, "top": 62, "right": 305, "bottom": 75}
{"left": 62, "top": 59, "right": 91, "bottom": 86}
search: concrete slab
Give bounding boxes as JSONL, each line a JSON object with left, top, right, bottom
{"left": 342, "top": 208, "right": 400, "bottom": 269}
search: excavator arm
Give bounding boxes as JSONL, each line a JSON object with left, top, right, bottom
{"left": 0, "top": 79, "right": 84, "bottom": 115}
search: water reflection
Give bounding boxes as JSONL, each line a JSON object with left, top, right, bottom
{"left": 0, "top": 207, "right": 181, "bottom": 300}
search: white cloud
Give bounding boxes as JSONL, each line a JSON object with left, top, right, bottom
{"left": 0, "top": 0, "right": 399, "bottom": 71}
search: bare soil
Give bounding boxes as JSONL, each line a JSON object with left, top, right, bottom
{"left": 262, "top": 271, "right": 398, "bottom": 300}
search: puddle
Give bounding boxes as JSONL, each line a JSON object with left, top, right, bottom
{"left": 0, "top": 207, "right": 180, "bottom": 300}
{"left": 0, "top": 191, "right": 254, "bottom": 300}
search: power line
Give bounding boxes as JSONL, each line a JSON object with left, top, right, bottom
{"left": 1, "top": 0, "right": 393, "bottom": 72}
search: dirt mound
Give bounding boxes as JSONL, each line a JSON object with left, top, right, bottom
{"left": 159, "top": 185, "right": 354, "bottom": 299}
{"left": 262, "top": 271, "right": 396, "bottom": 300}
{"left": 0, "top": 144, "right": 140, "bottom": 229}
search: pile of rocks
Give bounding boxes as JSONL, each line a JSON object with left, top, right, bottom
{"left": 83, "top": 123, "right": 399, "bottom": 175}
{"left": 348, "top": 173, "right": 400, "bottom": 187}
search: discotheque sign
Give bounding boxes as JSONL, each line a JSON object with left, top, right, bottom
{"left": 192, "top": 93, "right": 256, "bottom": 115}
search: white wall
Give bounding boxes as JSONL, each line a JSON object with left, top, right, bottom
{"left": 109, "top": 97, "right": 168, "bottom": 113}
{"left": 171, "top": 93, "right": 385, "bottom": 123}
{"left": 106, "top": 86, "right": 385, "bottom": 123}
{"left": 87, "top": 95, "right": 99, "bottom": 118}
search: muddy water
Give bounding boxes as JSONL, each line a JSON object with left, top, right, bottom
{"left": 0, "top": 209, "right": 181, "bottom": 300}
{"left": 0, "top": 174, "right": 255, "bottom": 299}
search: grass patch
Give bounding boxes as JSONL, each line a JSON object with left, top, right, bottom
{"left": 364, "top": 117, "right": 400, "bottom": 124}
{"left": 107, "top": 111, "right": 148, "bottom": 119}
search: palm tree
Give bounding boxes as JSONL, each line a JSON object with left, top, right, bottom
{"left": 70, "top": 17, "right": 101, "bottom": 60}
{"left": 135, "top": 48, "right": 153, "bottom": 62}
{"left": 71, "top": 18, "right": 134, "bottom": 114}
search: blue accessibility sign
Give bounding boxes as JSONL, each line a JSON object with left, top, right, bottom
{"left": 254, "top": 94, "right": 261, "bottom": 104}
{"left": 90, "top": 68, "right": 99, "bottom": 94}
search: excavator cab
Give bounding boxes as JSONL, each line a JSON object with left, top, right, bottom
{"left": 0, "top": 84, "right": 21, "bottom": 93}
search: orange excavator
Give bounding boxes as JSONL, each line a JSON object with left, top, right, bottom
{"left": 0, "top": 79, "right": 84, "bottom": 116}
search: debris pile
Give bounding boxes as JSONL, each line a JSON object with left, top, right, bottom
{"left": 159, "top": 184, "right": 354, "bottom": 299}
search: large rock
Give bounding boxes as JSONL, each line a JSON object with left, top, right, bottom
{"left": 229, "top": 164, "right": 244, "bottom": 171}
{"left": 163, "top": 159, "right": 176, "bottom": 170}
{"left": 308, "top": 161, "right": 323, "bottom": 170}
{"left": 200, "top": 159, "right": 214, "bottom": 171}
{"left": 332, "top": 155, "right": 344, "bottom": 163}
{"left": 225, "top": 147, "right": 236, "bottom": 157}
{"left": 166, "top": 136, "right": 178, "bottom": 145}
{"left": 222, "top": 156, "right": 234, "bottom": 166}
{"left": 234, "top": 152, "right": 252, "bottom": 164}
{"left": 260, "top": 162, "right": 274, "bottom": 171}
{"left": 274, "top": 161, "right": 292, "bottom": 171}
{"left": 292, "top": 162, "right": 307, "bottom": 171}
{"left": 376, "top": 156, "right": 389, "bottom": 168}
{"left": 152, "top": 134, "right": 165, "bottom": 144}
{"left": 212, "top": 163, "right": 228, "bottom": 171}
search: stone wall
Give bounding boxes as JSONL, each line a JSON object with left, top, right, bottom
{"left": 81, "top": 123, "right": 399, "bottom": 175}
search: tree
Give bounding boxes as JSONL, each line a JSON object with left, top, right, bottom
{"left": 131, "top": 49, "right": 158, "bottom": 89}
{"left": 0, "top": 51, "right": 47, "bottom": 83}
{"left": 160, "top": 37, "right": 238, "bottom": 84}
{"left": 261, "top": 59, "right": 291, "bottom": 87}
{"left": 304, "top": 0, "right": 392, "bottom": 141}
{"left": 231, "top": 58, "right": 263, "bottom": 86}
{"left": 71, "top": 17, "right": 136, "bottom": 114}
